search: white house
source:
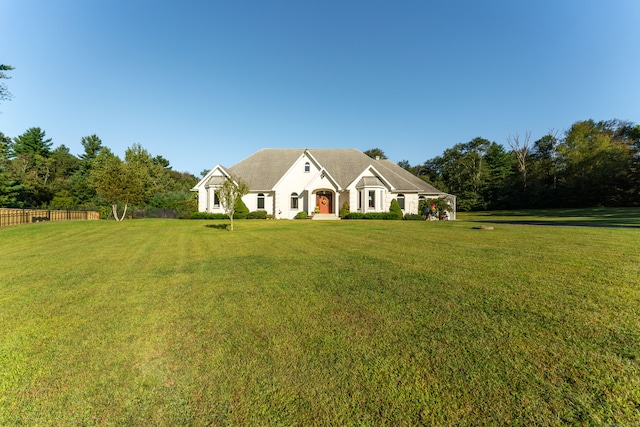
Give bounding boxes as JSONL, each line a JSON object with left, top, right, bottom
{"left": 192, "top": 148, "right": 456, "bottom": 219}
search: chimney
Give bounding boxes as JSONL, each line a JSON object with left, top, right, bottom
{"left": 375, "top": 155, "right": 380, "bottom": 160}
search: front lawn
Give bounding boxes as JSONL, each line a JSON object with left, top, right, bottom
{"left": 1, "top": 217, "right": 638, "bottom": 425}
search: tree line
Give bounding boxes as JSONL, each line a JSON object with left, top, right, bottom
{"left": 396, "top": 119, "right": 640, "bottom": 211}
{"left": 3, "top": 66, "right": 639, "bottom": 214}
{"left": 0, "top": 128, "right": 197, "bottom": 219}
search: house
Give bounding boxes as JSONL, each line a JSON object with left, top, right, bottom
{"left": 192, "top": 148, "right": 456, "bottom": 219}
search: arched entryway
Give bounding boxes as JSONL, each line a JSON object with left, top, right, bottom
{"left": 315, "top": 190, "right": 334, "bottom": 214}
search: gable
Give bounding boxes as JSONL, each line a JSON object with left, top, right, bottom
{"left": 192, "top": 164, "right": 233, "bottom": 191}
{"left": 374, "top": 160, "right": 443, "bottom": 193}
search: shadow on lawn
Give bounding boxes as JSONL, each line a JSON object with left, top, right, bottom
{"left": 472, "top": 219, "right": 640, "bottom": 229}
{"left": 468, "top": 207, "right": 640, "bottom": 228}
{"left": 205, "top": 224, "right": 229, "bottom": 231}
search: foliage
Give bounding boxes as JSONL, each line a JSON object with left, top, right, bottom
{"left": 233, "top": 196, "right": 249, "bottom": 219}
{"left": 363, "top": 147, "right": 388, "bottom": 159}
{"left": 78, "top": 134, "right": 103, "bottom": 167}
{"left": 419, "top": 197, "right": 451, "bottom": 217}
{"left": 0, "top": 130, "right": 197, "bottom": 213}
{"left": 247, "top": 210, "right": 267, "bottom": 219}
{"left": 339, "top": 201, "right": 349, "bottom": 218}
{"left": 90, "top": 149, "right": 147, "bottom": 221}
{"left": 389, "top": 198, "right": 403, "bottom": 219}
{"left": 1, "top": 217, "right": 639, "bottom": 425}
{"left": 11, "top": 127, "right": 53, "bottom": 158}
{"left": 343, "top": 212, "right": 403, "bottom": 220}
{"left": 343, "top": 212, "right": 364, "bottom": 219}
{"left": 406, "top": 118, "right": 640, "bottom": 210}
{"left": 0, "top": 64, "right": 13, "bottom": 105}
{"left": 216, "top": 177, "right": 249, "bottom": 230}
{"left": 2, "top": 117, "right": 640, "bottom": 214}
{"left": 294, "top": 211, "right": 308, "bottom": 219}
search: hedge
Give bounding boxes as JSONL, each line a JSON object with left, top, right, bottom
{"left": 247, "top": 210, "right": 268, "bottom": 219}
{"left": 343, "top": 212, "right": 401, "bottom": 220}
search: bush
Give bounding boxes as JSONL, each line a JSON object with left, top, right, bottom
{"left": 247, "top": 210, "right": 268, "bottom": 219}
{"left": 364, "top": 212, "right": 401, "bottom": 220}
{"left": 343, "top": 212, "right": 364, "bottom": 219}
{"left": 419, "top": 197, "right": 451, "bottom": 217}
{"left": 339, "top": 202, "right": 350, "bottom": 218}
{"left": 389, "top": 199, "right": 403, "bottom": 219}
{"left": 404, "top": 213, "right": 424, "bottom": 220}
{"left": 294, "top": 211, "right": 308, "bottom": 220}
{"left": 344, "top": 212, "right": 401, "bottom": 220}
{"left": 234, "top": 198, "right": 249, "bottom": 219}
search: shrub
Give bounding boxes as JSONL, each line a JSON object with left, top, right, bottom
{"left": 234, "top": 198, "right": 249, "bottom": 219}
{"left": 364, "top": 212, "right": 401, "bottom": 220}
{"left": 339, "top": 202, "right": 350, "bottom": 218}
{"left": 419, "top": 197, "right": 451, "bottom": 217}
{"left": 389, "top": 199, "right": 403, "bottom": 219}
{"left": 404, "top": 213, "right": 424, "bottom": 220}
{"left": 294, "top": 211, "right": 308, "bottom": 220}
{"left": 247, "top": 210, "right": 268, "bottom": 219}
{"left": 343, "top": 212, "right": 364, "bottom": 219}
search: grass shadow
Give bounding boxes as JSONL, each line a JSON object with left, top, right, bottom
{"left": 205, "top": 223, "right": 229, "bottom": 231}
{"left": 463, "top": 207, "right": 640, "bottom": 228}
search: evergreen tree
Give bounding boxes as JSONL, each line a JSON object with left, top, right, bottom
{"left": 12, "top": 127, "right": 53, "bottom": 158}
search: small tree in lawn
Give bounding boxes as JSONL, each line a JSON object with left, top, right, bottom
{"left": 216, "top": 177, "right": 249, "bottom": 231}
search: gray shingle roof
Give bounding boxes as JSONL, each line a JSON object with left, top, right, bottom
{"left": 228, "top": 149, "right": 303, "bottom": 191}
{"left": 227, "top": 148, "right": 445, "bottom": 194}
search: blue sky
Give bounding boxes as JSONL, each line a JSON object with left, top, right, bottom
{"left": 2, "top": 0, "right": 639, "bottom": 175}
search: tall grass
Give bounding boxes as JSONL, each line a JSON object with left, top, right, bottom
{"left": 1, "top": 216, "right": 639, "bottom": 425}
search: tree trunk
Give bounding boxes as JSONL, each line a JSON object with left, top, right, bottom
{"left": 112, "top": 202, "right": 129, "bottom": 221}
{"left": 119, "top": 202, "right": 128, "bottom": 221}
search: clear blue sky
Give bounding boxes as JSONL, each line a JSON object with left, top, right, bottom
{"left": 2, "top": 0, "right": 639, "bottom": 175}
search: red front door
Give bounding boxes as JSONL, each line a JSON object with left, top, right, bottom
{"left": 316, "top": 193, "right": 332, "bottom": 214}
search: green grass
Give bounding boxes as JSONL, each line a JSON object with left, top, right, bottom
{"left": 1, "top": 214, "right": 639, "bottom": 425}
{"left": 460, "top": 206, "right": 640, "bottom": 228}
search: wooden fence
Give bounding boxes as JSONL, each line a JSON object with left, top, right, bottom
{"left": 0, "top": 208, "right": 100, "bottom": 228}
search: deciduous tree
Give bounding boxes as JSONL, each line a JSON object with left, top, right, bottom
{"left": 91, "top": 149, "right": 146, "bottom": 221}
{"left": 364, "top": 148, "right": 388, "bottom": 160}
{"left": 216, "top": 177, "right": 249, "bottom": 231}
{"left": 507, "top": 131, "right": 531, "bottom": 191}
{"left": 0, "top": 64, "right": 13, "bottom": 106}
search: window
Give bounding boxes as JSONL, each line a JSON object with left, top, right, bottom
{"left": 358, "top": 191, "right": 362, "bottom": 210}
{"left": 368, "top": 190, "right": 375, "bottom": 208}
{"left": 290, "top": 193, "right": 298, "bottom": 209}
{"left": 304, "top": 162, "right": 310, "bottom": 172}
{"left": 397, "top": 194, "right": 405, "bottom": 210}
{"left": 257, "top": 193, "right": 265, "bottom": 209}
{"left": 213, "top": 191, "right": 220, "bottom": 208}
